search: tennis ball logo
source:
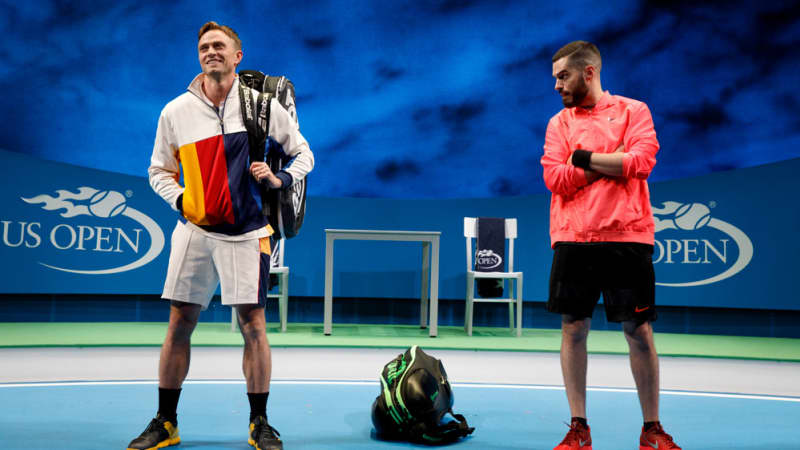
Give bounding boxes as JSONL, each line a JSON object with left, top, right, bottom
{"left": 89, "top": 190, "right": 127, "bottom": 218}
{"left": 673, "top": 203, "right": 711, "bottom": 230}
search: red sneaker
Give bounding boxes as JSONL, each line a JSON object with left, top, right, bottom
{"left": 639, "top": 423, "right": 681, "bottom": 449}
{"left": 554, "top": 419, "right": 592, "bottom": 450}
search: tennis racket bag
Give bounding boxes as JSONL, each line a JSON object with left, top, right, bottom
{"left": 371, "top": 346, "right": 474, "bottom": 445}
{"left": 238, "top": 70, "right": 306, "bottom": 239}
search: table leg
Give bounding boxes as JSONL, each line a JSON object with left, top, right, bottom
{"left": 420, "top": 241, "right": 430, "bottom": 328}
{"left": 324, "top": 234, "right": 334, "bottom": 335}
{"left": 429, "top": 238, "right": 440, "bottom": 337}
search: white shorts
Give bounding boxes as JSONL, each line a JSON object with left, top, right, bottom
{"left": 162, "top": 221, "right": 272, "bottom": 309}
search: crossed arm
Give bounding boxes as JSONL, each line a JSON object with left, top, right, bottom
{"left": 567, "top": 144, "right": 625, "bottom": 182}
{"left": 541, "top": 104, "right": 658, "bottom": 196}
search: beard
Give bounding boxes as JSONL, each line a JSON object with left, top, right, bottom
{"left": 561, "top": 78, "right": 589, "bottom": 107}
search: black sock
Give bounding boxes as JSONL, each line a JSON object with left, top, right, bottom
{"left": 157, "top": 388, "right": 181, "bottom": 423}
{"left": 248, "top": 392, "right": 269, "bottom": 422}
{"left": 571, "top": 417, "right": 588, "bottom": 427}
{"left": 644, "top": 421, "right": 660, "bottom": 431}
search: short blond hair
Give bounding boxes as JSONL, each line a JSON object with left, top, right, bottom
{"left": 197, "top": 21, "right": 242, "bottom": 50}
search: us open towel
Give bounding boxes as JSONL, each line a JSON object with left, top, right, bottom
{"left": 475, "top": 217, "right": 505, "bottom": 297}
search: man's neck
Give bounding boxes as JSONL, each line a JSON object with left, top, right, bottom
{"left": 202, "top": 72, "right": 236, "bottom": 107}
{"left": 579, "top": 85, "right": 604, "bottom": 109}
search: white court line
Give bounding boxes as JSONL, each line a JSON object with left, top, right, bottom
{"left": 2, "top": 379, "right": 799, "bottom": 403}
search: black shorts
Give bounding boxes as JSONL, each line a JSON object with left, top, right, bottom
{"left": 546, "top": 242, "right": 657, "bottom": 323}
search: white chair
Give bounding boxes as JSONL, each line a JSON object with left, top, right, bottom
{"left": 464, "top": 217, "right": 523, "bottom": 337}
{"left": 231, "top": 238, "right": 289, "bottom": 332}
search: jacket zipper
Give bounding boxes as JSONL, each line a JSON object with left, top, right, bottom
{"left": 188, "top": 85, "right": 231, "bottom": 135}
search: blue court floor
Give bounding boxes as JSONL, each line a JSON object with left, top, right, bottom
{"left": 1, "top": 380, "right": 798, "bottom": 449}
{"left": 2, "top": 346, "right": 799, "bottom": 449}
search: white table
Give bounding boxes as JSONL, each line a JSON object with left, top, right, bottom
{"left": 324, "top": 229, "right": 441, "bottom": 337}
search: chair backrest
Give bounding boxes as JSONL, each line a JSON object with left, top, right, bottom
{"left": 271, "top": 237, "right": 286, "bottom": 268}
{"left": 463, "top": 217, "right": 517, "bottom": 272}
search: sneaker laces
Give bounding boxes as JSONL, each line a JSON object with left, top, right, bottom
{"left": 558, "top": 421, "right": 585, "bottom": 445}
{"left": 143, "top": 417, "right": 165, "bottom": 433}
{"left": 253, "top": 419, "right": 281, "bottom": 440}
{"left": 647, "top": 424, "right": 679, "bottom": 448}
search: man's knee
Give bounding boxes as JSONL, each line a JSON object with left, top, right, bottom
{"left": 622, "top": 319, "right": 652, "bottom": 337}
{"left": 623, "top": 320, "right": 655, "bottom": 350}
{"left": 561, "top": 315, "right": 591, "bottom": 342}
{"left": 168, "top": 301, "right": 201, "bottom": 338}
{"left": 237, "top": 305, "right": 267, "bottom": 341}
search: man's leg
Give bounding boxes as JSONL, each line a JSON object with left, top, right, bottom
{"left": 236, "top": 303, "right": 272, "bottom": 392}
{"left": 622, "top": 320, "right": 659, "bottom": 422}
{"left": 553, "top": 314, "right": 593, "bottom": 449}
{"left": 159, "top": 301, "right": 202, "bottom": 388}
{"left": 561, "top": 315, "right": 591, "bottom": 418}
{"left": 127, "top": 301, "right": 200, "bottom": 450}
{"left": 236, "top": 303, "right": 282, "bottom": 449}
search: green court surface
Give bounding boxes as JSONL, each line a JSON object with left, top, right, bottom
{"left": 1, "top": 322, "right": 799, "bottom": 361}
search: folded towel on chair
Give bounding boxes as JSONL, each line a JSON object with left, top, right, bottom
{"left": 475, "top": 217, "right": 505, "bottom": 298}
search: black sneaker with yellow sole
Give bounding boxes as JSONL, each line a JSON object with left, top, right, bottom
{"left": 126, "top": 414, "right": 180, "bottom": 450}
{"left": 248, "top": 415, "right": 282, "bottom": 450}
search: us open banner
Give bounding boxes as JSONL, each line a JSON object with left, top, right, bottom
{"left": 0, "top": 150, "right": 175, "bottom": 294}
{"left": 646, "top": 158, "right": 799, "bottom": 310}
{"left": 1, "top": 149, "right": 798, "bottom": 310}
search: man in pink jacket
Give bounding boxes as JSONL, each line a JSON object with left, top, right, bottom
{"left": 541, "top": 41, "right": 681, "bottom": 450}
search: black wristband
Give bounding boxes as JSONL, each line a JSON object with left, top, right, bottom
{"left": 176, "top": 194, "right": 183, "bottom": 213}
{"left": 571, "top": 149, "right": 592, "bottom": 170}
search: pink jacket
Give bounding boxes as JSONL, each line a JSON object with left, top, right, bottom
{"left": 541, "top": 92, "right": 659, "bottom": 247}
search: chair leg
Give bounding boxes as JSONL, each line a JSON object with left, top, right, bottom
{"left": 464, "top": 275, "right": 470, "bottom": 331}
{"left": 507, "top": 278, "right": 515, "bottom": 332}
{"left": 516, "top": 276, "right": 523, "bottom": 337}
{"left": 466, "top": 300, "right": 473, "bottom": 336}
{"left": 465, "top": 276, "right": 474, "bottom": 336}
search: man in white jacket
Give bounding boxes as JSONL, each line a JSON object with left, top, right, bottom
{"left": 127, "top": 21, "right": 313, "bottom": 450}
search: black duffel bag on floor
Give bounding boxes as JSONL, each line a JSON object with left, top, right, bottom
{"left": 371, "top": 345, "right": 475, "bottom": 445}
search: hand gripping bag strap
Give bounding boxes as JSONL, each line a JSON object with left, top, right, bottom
{"left": 264, "top": 75, "right": 305, "bottom": 239}
{"left": 270, "top": 166, "right": 306, "bottom": 239}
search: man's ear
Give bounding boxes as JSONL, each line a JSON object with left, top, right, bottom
{"left": 583, "top": 64, "right": 596, "bottom": 83}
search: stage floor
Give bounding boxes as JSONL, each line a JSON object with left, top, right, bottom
{"left": 1, "top": 346, "right": 799, "bottom": 449}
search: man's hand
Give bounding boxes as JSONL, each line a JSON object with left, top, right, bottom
{"left": 250, "top": 162, "right": 283, "bottom": 188}
{"left": 584, "top": 170, "right": 602, "bottom": 183}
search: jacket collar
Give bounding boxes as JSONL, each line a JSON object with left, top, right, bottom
{"left": 573, "top": 90, "right": 614, "bottom": 114}
{"left": 187, "top": 73, "right": 239, "bottom": 107}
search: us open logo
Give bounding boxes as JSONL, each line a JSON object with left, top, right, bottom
{"left": 475, "top": 249, "right": 502, "bottom": 270}
{"left": 4, "top": 187, "right": 166, "bottom": 274}
{"left": 652, "top": 201, "right": 753, "bottom": 287}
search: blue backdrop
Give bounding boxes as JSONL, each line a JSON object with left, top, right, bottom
{"left": 2, "top": 1, "right": 798, "bottom": 313}
{"left": 2, "top": 1, "right": 799, "bottom": 198}
{"left": 2, "top": 150, "right": 797, "bottom": 311}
